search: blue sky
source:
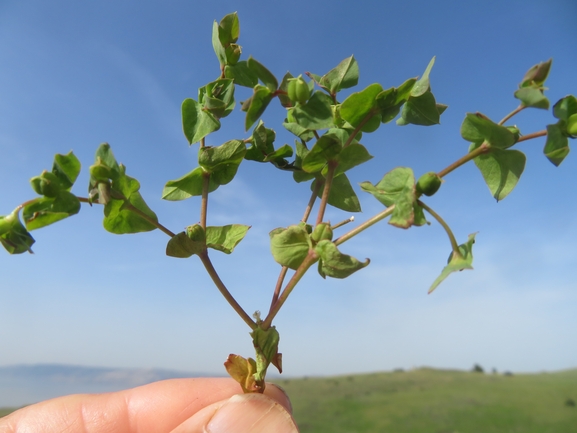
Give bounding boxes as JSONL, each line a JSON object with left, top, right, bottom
{"left": 1, "top": 0, "right": 576, "bottom": 377}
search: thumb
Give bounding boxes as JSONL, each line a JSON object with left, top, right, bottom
{"left": 169, "top": 392, "right": 299, "bottom": 433}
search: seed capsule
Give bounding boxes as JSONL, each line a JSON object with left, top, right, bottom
{"left": 30, "top": 171, "right": 62, "bottom": 197}
{"left": 287, "top": 75, "right": 311, "bottom": 105}
{"left": 416, "top": 172, "right": 442, "bottom": 197}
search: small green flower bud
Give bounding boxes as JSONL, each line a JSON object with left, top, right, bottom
{"left": 287, "top": 75, "right": 311, "bottom": 105}
{"left": 311, "top": 223, "right": 333, "bottom": 242}
{"left": 186, "top": 224, "right": 206, "bottom": 243}
{"left": 416, "top": 172, "right": 442, "bottom": 197}
{"left": 225, "top": 43, "right": 241, "bottom": 65}
{"left": 89, "top": 158, "right": 114, "bottom": 182}
{"left": 30, "top": 171, "right": 62, "bottom": 197}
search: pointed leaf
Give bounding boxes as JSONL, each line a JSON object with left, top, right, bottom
{"left": 302, "top": 133, "right": 342, "bottom": 173}
{"left": 320, "top": 56, "right": 359, "bottom": 94}
{"left": 251, "top": 326, "right": 282, "bottom": 386}
{"left": 269, "top": 225, "right": 312, "bottom": 269}
{"left": 52, "top": 152, "right": 81, "bottom": 190}
{"left": 411, "top": 56, "right": 435, "bottom": 97}
{"left": 182, "top": 98, "right": 221, "bottom": 145}
{"left": 23, "top": 191, "right": 80, "bottom": 230}
{"left": 315, "top": 173, "right": 361, "bottom": 212}
{"left": 461, "top": 113, "right": 517, "bottom": 149}
{"left": 0, "top": 210, "right": 35, "bottom": 254}
{"left": 244, "top": 85, "right": 273, "bottom": 130}
{"left": 315, "top": 240, "right": 369, "bottom": 279}
{"left": 166, "top": 231, "right": 205, "bottom": 258}
{"left": 544, "top": 123, "right": 570, "bottom": 166}
{"left": 206, "top": 224, "right": 250, "bottom": 254}
{"left": 330, "top": 143, "right": 373, "bottom": 177}
{"left": 429, "top": 233, "right": 476, "bottom": 294}
{"left": 224, "top": 354, "right": 259, "bottom": 394}
{"left": 217, "top": 12, "right": 240, "bottom": 46}
{"left": 340, "top": 83, "right": 383, "bottom": 127}
{"left": 199, "top": 139, "right": 246, "bottom": 186}
{"left": 471, "top": 143, "right": 526, "bottom": 201}
{"left": 519, "top": 59, "right": 552, "bottom": 88}
{"left": 292, "top": 91, "right": 334, "bottom": 130}
{"left": 293, "top": 141, "right": 316, "bottom": 183}
{"left": 247, "top": 57, "right": 278, "bottom": 92}
{"left": 211, "top": 21, "right": 227, "bottom": 65}
{"left": 398, "top": 91, "right": 440, "bottom": 126}
{"left": 514, "top": 87, "right": 549, "bottom": 109}
{"left": 162, "top": 167, "right": 220, "bottom": 201}
{"left": 224, "top": 61, "right": 258, "bottom": 88}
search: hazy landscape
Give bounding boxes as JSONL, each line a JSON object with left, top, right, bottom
{"left": 1, "top": 365, "right": 576, "bottom": 432}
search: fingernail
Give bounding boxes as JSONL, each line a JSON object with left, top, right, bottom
{"left": 205, "top": 393, "right": 298, "bottom": 433}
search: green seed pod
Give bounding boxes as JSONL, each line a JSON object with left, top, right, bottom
{"left": 506, "top": 125, "right": 521, "bottom": 143}
{"left": 311, "top": 223, "right": 333, "bottom": 243}
{"left": 416, "top": 172, "right": 442, "bottom": 197}
{"left": 186, "top": 224, "right": 206, "bottom": 243}
{"left": 287, "top": 75, "right": 311, "bottom": 105}
{"left": 225, "top": 43, "right": 241, "bottom": 66}
{"left": 30, "top": 171, "right": 62, "bottom": 197}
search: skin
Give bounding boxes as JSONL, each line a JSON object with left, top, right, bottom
{"left": 0, "top": 378, "right": 298, "bottom": 433}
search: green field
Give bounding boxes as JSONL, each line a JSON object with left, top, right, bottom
{"left": 277, "top": 368, "right": 577, "bottom": 432}
{"left": 2, "top": 369, "right": 576, "bottom": 432}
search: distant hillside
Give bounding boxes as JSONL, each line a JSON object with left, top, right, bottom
{"left": 0, "top": 364, "right": 208, "bottom": 407}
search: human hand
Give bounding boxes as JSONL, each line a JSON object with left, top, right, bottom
{"left": 0, "top": 377, "right": 299, "bottom": 433}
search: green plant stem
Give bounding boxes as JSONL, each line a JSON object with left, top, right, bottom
{"left": 269, "top": 266, "right": 288, "bottom": 311}
{"left": 200, "top": 172, "right": 210, "bottom": 229}
{"left": 436, "top": 143, "right": 490, "bottom": 179}
{"left": 343, "top": 108, "right": 378, "bottom": 148}
{"left": 262, "top": 251, "right": 318, "bottom": 330}
{"left": 499, "top": 105, "right": 525, "bottom": 125}
{"left": 334, "top": 205, "right": 394, "bottom": 246}
{"left": 76, "top": 197, "right": 176, "bottom": 237}
{"left": 331, "top": 216, "right": 354, "bottom": 230}
{"left": 517, "top": 129, "right": 547, "bottom": 143}
{"left": 418, "top": 200, "right": 460, "bottom": 253}
{"left": 315, "top": 161, "right": 337, "bottom": 225}
{"left": 198, "top": 250, "right": 256, "bottom": 329}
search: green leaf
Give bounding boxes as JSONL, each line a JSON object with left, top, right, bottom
{"left": 198, "top": 79, "right": 235, "bottom": 118}
{"left": 544, "top": 123, "right": 570, "bottom": 166}
{"left": 470, "top": 143, "right": 526, "bottom": 201}
{"left": 314, "top": 173, "right": 361, "bottom": 212}
{"left": 553, "top": 95, "right": 577, "bottom": 122}
{"left": 224, "top": 61, "right": 259, "bottom": 88}
{"left": 103, "top": 165, "right": 158, "bottom": 234}
{"left": 340, "top": 83, "right": 383, "bottom": 128}
{"left": 320, "top": 56, "right": 359, "bottom": 94}
{"left": 23, "top": 191, "right": 80, "bottom": 230}
{"left": 277, "top": 72, "right": 295, "bottom": 108}
{"left": 198, "top": 139, "right": 246, "bottom": 186}
{"left": 245, "top": 121, "right": 292, "bottom": 168}
{"left": 224, "top": 354, "right": 259, "bottom": 394}
{"left": 166, "top": 231, "right": 205, "bottom": 258}
{"left": 0, "top": 210, "right": 35, "bottom": 254}
{"left": 519, "top": 59, "right": 552, "bottom": 88}
{"left": 460, "top": 113, "right": 517, "bottom": 149}
{"left": 568, "top": 114, "right": 577, "bottom": 137}
{"left": 162, "top": 167, "right": 220, "bottom": 201}
{"left": 269, "top": 225, "right": 312, "bottom": 270}
{"left": 315, "top": 240, "right": 369, "bottom": 279}
{"left": 429, "top": 233, "right": 476, "bottom": 294}
{"left": 52, "top": 152, "right": 81, "bottom": 190}
{"left": 211, "top": 21, "right": 227, "bottom": 66}
{"left": 247, "top": 57, "right": 278, "bottom": 92}
{"left": 94, "top": 143, "right": 121, "bottom": 179}
{"left": 398, "top": 90, "right": 440, "bottom": 126}
{"left": 206, "top": 224, "right": 250, "bottom": 254}
{"left": 182, "top": 98, "right": 221, "bottom": 145}
{"left": 293, "top": 141, "right": 316, "bottom": 183}
{"left": 292, "top": 91, "right": 334, "bottom": 130}
{"left": 244, "top": 85, "right": 274, "bottom": 130}
{"left": 217, "top": 12, "right": 240, "bottom": 46}
{"left": 329, "top": 143, "right": 373, "bottom": 177}
{"left": 411, "top": 56, "right": 435, "bottom": 97}
{"left": 359, "top": 167, "right": 416, "bottom": 228}
{"left": 251, "top": 325, "right": 282, "bottom": 385}
{"left": 514, "top": 87, "right": 549, "bottom": 109}
{"left": 302, "top": 133, "right": 342, "bottom": 173}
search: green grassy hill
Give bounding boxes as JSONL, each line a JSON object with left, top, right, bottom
{"left": 2, "top": 368, "right": 576, "bottom": 432}
{"left": 276, "top": 368, "right": 577, "bottom": 433}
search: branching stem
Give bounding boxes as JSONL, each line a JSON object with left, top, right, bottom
{"left": 418, "top": 200, "right": 460, "bottom": 254}
{"left": 499, "top": 105, "right": 525, "bottom": 125}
